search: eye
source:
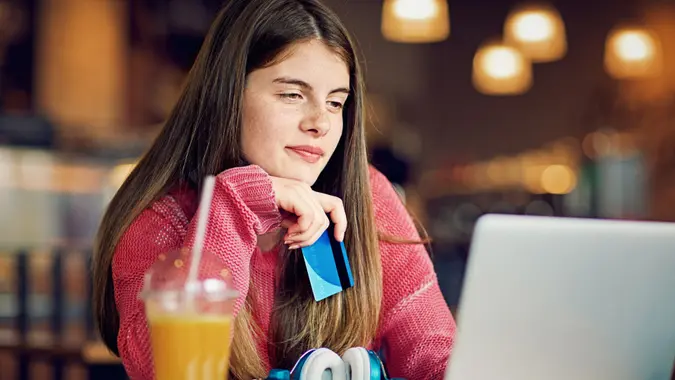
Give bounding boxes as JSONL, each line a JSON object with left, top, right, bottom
{"left": 279, "top": 93, "right": 303, "bottom": 101}
{"left": 327, "top": 101, "right": 344, "bottom": 111}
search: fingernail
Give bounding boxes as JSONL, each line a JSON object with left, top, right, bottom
{"left": 289, "top": 245, "right": 299, "bottom": 250}
{"left": 284, "top": 240, "right": 292, "bottom": 245}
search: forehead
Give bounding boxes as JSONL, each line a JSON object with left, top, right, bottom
{"left": 256, "top": 40, "right": 350, "bottom": 89}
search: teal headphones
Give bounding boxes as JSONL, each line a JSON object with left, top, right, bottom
{"left": 265, "top": 347, "right": 406, "bottom": 380}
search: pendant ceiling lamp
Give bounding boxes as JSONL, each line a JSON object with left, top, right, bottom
{"left": 504, "top": 3, "right": 567, "bottom": 63}
{"left": 473, "top": 41, "right": 533, "bottom": 95}
{"left": 381, "top": 0, "right": 450, "bottom": 43}
{"left": 604, "top": 26, "right": 663, "bottom": 79}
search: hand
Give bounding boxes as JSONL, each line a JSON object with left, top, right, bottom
{"left": 270, "top": 176, "right": 347, "bottom": 249}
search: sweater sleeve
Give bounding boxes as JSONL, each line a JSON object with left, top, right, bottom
{"left": 369, "top": 166, "right": 456, "bottom": 380}
{"left": 111, "top": 165, "right": 281, "bottom": 380}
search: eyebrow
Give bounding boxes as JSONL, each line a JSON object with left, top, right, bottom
{"left": 272, "top": 76, "right": 350, "bottom": 95}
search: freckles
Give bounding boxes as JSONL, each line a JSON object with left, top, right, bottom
{"left": 276, "top": 106, "right": 303, "bottom": 124}
{"left": 251, "top": 111, "right": 286, "bottom": 137}
{"left": 245, "top": 101, "right": 275, "bottom": 134}
{"left": 281, "top": 103, "right": 304, "bottom": 115}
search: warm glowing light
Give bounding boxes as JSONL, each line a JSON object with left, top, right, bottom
{"left": 550, "top": 137, "right": 580, "bottom": 165}
{"left": 615, "top": 31, "right": 653, "bottom": 61}
{"left": 381, "top": 0, "right": 450, "bottom": 43}
{"left": 485, "top": 48, "right": 520, "bottom": 78}
{"left": 473, "top": 42, "right": 533, "bottom": 95}
{"left": 393, "top": 0, "right": 437, "bottom": 20}
{"left": 486, "top": 159, "right": 505, "bottom": 184}
{"left": 604, "top": 27, "right": 663, "bottom": 79}
{"left": 540, "top": 164, "right": 576, "bottom": 194}
{"left": 524, "top": 165, "right": 547, "bottom": 194}
{"left": 513, "top": 13, "right": 553, "bottom": 42}
{"left": 504, "top": 5, "right": 567, "bottom": 62}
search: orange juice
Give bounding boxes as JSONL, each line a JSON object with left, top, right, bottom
{"left": 149, "top": 314, "right": 233, "bottom": 380}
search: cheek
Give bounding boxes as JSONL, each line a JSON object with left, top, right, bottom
{"left": 242, "top": 99, "right": 282, "bottom": 148}
{"left": 242, "top": 111, "right": 273, "bottom": 163}
{"left": 243, "top": 122, "right": 276, "bottom": 162}
{"left": 247, "top": 102, "right": 304, "bottom": 143}
{"left": 328, "top": 116, "right": 345, "bottom": 149}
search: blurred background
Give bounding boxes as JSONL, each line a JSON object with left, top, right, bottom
{"left": 2, "top": 0, "right": 675, "bottom": 378}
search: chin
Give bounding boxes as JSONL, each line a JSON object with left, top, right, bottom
{"left": 269, "top": 167, "right": 319, "bottom": 186}
{"left": 259, "top": 157, "right": 326, "bottom": 185}
{"left": 294, "top": 173, "right": 320, "bottom": 186}
{"left": 291, "top": 168, "right": 323, "bottom": 186}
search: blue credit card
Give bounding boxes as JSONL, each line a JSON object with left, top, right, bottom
{"left": 300, "top": 225, "right": 354, "bottom": 302}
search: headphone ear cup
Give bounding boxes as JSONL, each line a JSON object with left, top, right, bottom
{"left": 290, "top": 349, "right": 315, "bottom": 380}
{"left": 342, "top": 347, "right": 381, "bottom": 380}
{"left": 299, "top": 348, "right": 346, "bottom": 380}
{"left": 367, "top": 350, "right": 384, "bottom": 379}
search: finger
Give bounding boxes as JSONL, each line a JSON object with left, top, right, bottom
{"left": 286, "top": 213, "right": 314, "bottom": 239}
{"left": 286, "top": 206, "right": 325, "bottom": 245}
{"left": 314, "top": 193, "right": 347, "bottom": 241}
{"left": 298, "top": 219, "right": 330, "bottom": 248}
{"left": 285, "top": 214, "right": 312, "bottom": 241}
{"left": 287, "top": 194, "right": 327, "bottom": 245}
{"left": 284, "top": 187, "right": 314, "bottom": 236}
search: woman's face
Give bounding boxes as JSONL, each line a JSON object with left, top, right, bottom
{"left": 241, "top": 40, "right": 350, "bottom": 185}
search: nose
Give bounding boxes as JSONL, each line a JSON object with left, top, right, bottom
{"left": 300, "top": 106, "right": 331, "bottom": 137}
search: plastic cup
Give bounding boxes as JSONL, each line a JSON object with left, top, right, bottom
{"left": 140, "top": 249, "right": 238, "bottom": 380}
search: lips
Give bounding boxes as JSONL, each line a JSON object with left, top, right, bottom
{"left": 287, "top": 145, "right": 324, "bottom": 155}
{"left": 286, "top": 145, "right": 324, "bottom": 163}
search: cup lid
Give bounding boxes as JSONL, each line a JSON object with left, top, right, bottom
{"left": 139, "top": 248, "right": 238, "bottom": 301}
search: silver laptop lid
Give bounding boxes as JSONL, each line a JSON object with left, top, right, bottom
{"left": 445, "top": 214, "right": 675, "bottom": 380}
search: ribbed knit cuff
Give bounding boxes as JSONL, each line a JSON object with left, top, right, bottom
{"left": 218, "top": 165, "right": 281, "bottom": 234}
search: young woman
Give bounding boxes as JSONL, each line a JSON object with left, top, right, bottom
{"left": 92, "top": 0, "right": 455, "bottom": 379}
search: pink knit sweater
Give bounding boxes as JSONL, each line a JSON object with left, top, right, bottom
{"left": 112, "top": 164, "right": 455, "bottom": 379}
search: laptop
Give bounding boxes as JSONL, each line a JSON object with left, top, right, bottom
{"left": 444, "top": 214, "right": 675, "bottom": 380}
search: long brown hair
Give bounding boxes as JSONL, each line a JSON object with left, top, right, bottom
{"left": 92, "top": 0, "right": 382, "bottom": 378}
